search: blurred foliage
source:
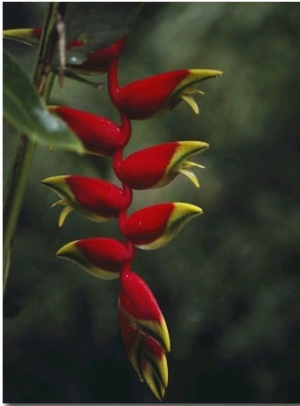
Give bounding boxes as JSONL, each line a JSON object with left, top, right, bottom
{"left": 3, "top": 2, "right": 300, "bottom": 403}
{"left": 3, "top": 49, "right": 83, "bottom": 152}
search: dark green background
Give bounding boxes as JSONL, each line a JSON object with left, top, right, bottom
{"left": 3, "top": 2, "right": 300, "bottom": 403}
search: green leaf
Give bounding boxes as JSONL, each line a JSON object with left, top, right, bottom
{"left": 64, "top": 3, "right": 143, "bottom": 65}
{"left": 3, "top": 49, "right": 84, "bottom": 153}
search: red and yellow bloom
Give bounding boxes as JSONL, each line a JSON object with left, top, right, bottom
{"left": 118, "top": 141, "right": 209, "bottom": 189}
{"left": 42, "top": 175, "right": 126, "bottom": 226}
{"left": 119, "top": 269, "right": 170, "bottom": 352}
{"left": 123, "top": 202, "right": 202, "bottom": 249}
{"left": 57, "top": 237, "right": 130, "bottom": 279}
{"left": 119, "top": 310, "right": 168, "bottom": 400}
{"left": 115, "top": 69, "right": 223, "bottom": 119}
{"left": 118, "top": 269, "right": 169, "bottom": 400}
{"left": 49, "top": 106, "right": 125, "bottom": 156}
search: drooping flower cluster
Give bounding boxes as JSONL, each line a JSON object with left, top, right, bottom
{"left": 6, "top": 27, "right": 223, "bottom": 400}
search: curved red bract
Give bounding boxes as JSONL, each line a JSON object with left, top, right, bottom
{"left": 117, "top": 70, "right": 189, "bottom": 119}
{"left": 119, "top": 269, "right": 163, "bottom": 322}
{"left": 123, "top": 203, "right": 174, "bottom": 246}
{"left": 53, "top": 106, "right": 123, "bottom": 156}
{"left": 76, "top": 237, "right": 129, "bottom": 272}
{"left": 66, "top": 175, "right": 125, "bottom": 217}
{"left": 119, "top": 142, "right": 178, "bottom": 189}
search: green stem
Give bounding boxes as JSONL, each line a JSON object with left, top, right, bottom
{"left": 3, "top": 3, "right": 68, "bottom": 294}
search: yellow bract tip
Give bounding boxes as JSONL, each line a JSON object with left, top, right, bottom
{"left": 189, "top": 69, "right": 224, "bottom": 80}
{"left": 3, "top": 28, "right": 40, "bottom": 46}
{"left": 173, "top": 202, "right": 203, "bottom": 217}
{"left": 56, "top": 240, "right": 78, "bottom": 258}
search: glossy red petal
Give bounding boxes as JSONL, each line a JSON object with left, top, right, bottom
{"left": 123, "top": 204, "right": 174, "bottom": 246}
{"left": 119, "top": 269, "right": 164, "bottom": 324}
{"left": 66, "top": 175, "right": 125, "bottom": 217}
{"left": 50, "top": 106, "right": 123, "bottom": 156}
{"left": 117, "top": 70, "right": 189, "bottom": 119}
{"left": 57, "top": 237, "right": 130, "bottom": 279}
{"left": 75, "top": 237, "right": 130, "bottom": 273}
{"left": 119, "top": 143, "right": 178, "bottom": 189}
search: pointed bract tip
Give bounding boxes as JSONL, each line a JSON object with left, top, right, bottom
{"left": 3, "top": 28, "right": 41, "bottom": 46}
{"left": 177, "top": 140, "right": 209, "bottom": 153}
{"left": 173, "top": 202, "right": 203, "bottom": 217}
{"left": 56, "top": 240, "right": 78, "bottom": 258}
{"left": 189, "top": 69, "right": 224, "bottom": 80}
{"left": 160, "top": 317, "right": 171, "bottom": 353}
{"left": 42, "top": 175, "right": 67, "bottom": 187}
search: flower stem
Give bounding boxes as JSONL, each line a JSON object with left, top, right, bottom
{"left": 107, "top": 57, "right": 120, "bottom": 105}
{"left": 3, "top": 3, "right": 68, "bottom": 294}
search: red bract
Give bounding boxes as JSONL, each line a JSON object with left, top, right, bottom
{"left": 117, "top": 70, "right": 188, "bottom": 119}
{"left": 42, "top": 175, "right": 126, "bottom": 226}
{"left": 123, "top": 202, "right": 202, "bottom": 249}
{"left": 118, "top": 269, "right": 170, "bottom": 399}
{"left": 118, "top": 141, "right": 209, "bottom": 189}
{"left": 49, "top": 106, "right": 125, "bottom": 156}
{"left": 118, "top": 142, "right": 178, "bottom": 188}
{"left": 119, "top": 270, "right": 169, "bottom": 348}
{"left": 115, "top": 69, "right": 223, "bottom": 119}
{"left": 57, "top": 237, "right": 130, "bottom": 279}
{"left": 118, "top": 310, "right": 168, "bottom": 400}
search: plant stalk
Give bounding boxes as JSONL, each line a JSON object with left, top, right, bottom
{"left": 3, "top": 3, "right": 68, "bottom": 294}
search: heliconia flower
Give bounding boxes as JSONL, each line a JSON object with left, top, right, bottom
{"left": 118, "top": 269, "right": 169, "bottom": 399}
{"left": 3, "top": 28, "right": 42, "bottom": 46}
{"left": 115, "top": 69, "right": 223, "bottom": 119}
{"left": 48, "top": 106, "right": 124, "bottom": 156}
{"left": 67, "top": 36, "right": 126, "bottom": 74}
{"left": 122, "top": 202, "right": 202, "bottom": 249}
{"left": 118, "top": 141, "right": 209, "bottom": 189}
{"left": 57, "top": 237, "right": 130, "bottom": 279}
{"left": 42, "top": 175, "right": 125, "bottom": 226}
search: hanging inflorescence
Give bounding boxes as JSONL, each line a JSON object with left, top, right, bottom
{"left": 6, "top": 26, "right": 223, "bottom": 400}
